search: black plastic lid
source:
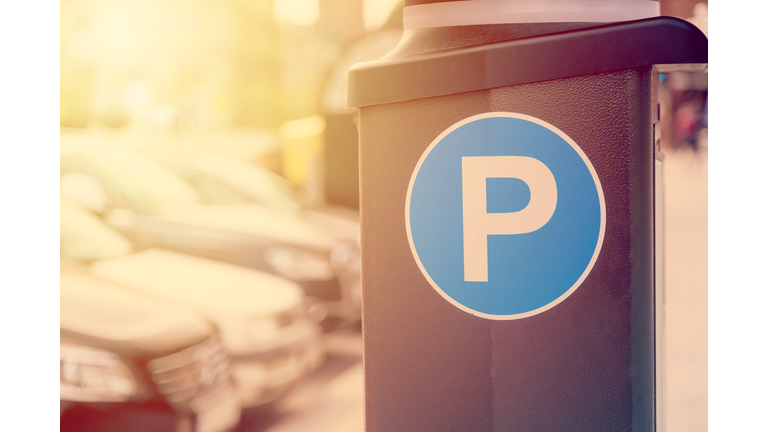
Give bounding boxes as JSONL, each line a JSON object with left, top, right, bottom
{"left": 348, "top": 16, "right": 707, "bottom": 108}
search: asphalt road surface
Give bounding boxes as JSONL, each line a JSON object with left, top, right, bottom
{"left": 236, "top": 326, "right": 364, "bottom": 432}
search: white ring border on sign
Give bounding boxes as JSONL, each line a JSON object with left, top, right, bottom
{"left": 404, "top": 112, "right": 607, "bottom": 320}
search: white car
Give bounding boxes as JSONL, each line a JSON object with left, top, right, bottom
{"left": 61, "top": 198, "right": 326, "bottom": 407}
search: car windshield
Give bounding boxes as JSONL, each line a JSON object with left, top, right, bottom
{"left": 60, "top": 133, "right": 202, "bottom": 213}
{"left": 61, "top": 198, "right": 133, "bottom": 261}
{"left": 152, "top": 152, "right": 302, "bottom": 212}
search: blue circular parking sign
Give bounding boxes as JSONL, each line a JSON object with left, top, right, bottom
{"left": 406, "top": 113, "right": 606, "bottom": 320}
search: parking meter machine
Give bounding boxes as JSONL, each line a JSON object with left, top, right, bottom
{"left": 349, "top": 1, "right": 707, "bottom": 430}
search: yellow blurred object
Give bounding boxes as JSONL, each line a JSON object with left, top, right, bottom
{"left": 273, "top": 0, "right": 319, "bottom": 26}
{"left": 60, "top": 0, "right": 279, "bottom": 130}
{"left": 279, "top": 115, "right": 326, "bottom": 190}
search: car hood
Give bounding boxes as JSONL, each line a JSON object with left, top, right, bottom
{"left": 89, "top": 249, "right": 305, "bottom": 354}
{"left": 148, "top": 204, "right": 343, "bottom": 251}
{"left": 61, "top": 271, "right": 214, "bottom": 354}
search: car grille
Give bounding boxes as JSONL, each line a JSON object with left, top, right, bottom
{"left": 147, "top": 335, "right": 231, "bottom": 406}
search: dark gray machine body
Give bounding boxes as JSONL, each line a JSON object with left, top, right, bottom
{"left": 349, "top": 18, "right": 706, "bottom": 432}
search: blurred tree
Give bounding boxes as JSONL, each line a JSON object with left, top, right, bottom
{"left": 60, "top": 0, "right": 280, "bottom": 130}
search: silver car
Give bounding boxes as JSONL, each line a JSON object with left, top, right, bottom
{"left": 62, "top": 198, "right": 326, "bottom": 407}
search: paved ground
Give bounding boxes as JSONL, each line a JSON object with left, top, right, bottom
{"left": 237, "top": 328, "right": 364, "bottom": 432}
{"left": 662, "top": 147, "right": 708, "bottom": 432}
{"left": 251, "top": 148, "right": 708, "bottom": 432}
{"left": 268, "top": 331, "right": 364, "bottom": 432}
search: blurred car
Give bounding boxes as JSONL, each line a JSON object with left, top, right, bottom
{"left": 60, "top": 270, "right": 240, "bottom": 432}
{"left": 60, "top": 131, "right": 361, "bottom": 325}
{"left": 61, "top": 198, "right": 326, "bottom": 408}
{"left": 147, "top": 149, "right": 362, "bottom": 320}
{"left": 145, "top": 149, "right": 360, "bottom": 240}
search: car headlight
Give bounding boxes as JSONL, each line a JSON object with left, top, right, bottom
{"left": 263, "top": 247, "right": 334, "bottom": 281}
{"left": 60, "top": 343, "right": 140, "bottom": 402}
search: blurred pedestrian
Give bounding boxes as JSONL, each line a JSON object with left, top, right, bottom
{"left": 673, "top": 93, "right": 706, "bottom": 151}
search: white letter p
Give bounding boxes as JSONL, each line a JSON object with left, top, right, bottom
{"left": 462, "top": 156, "right": 557, "bottom": 282}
